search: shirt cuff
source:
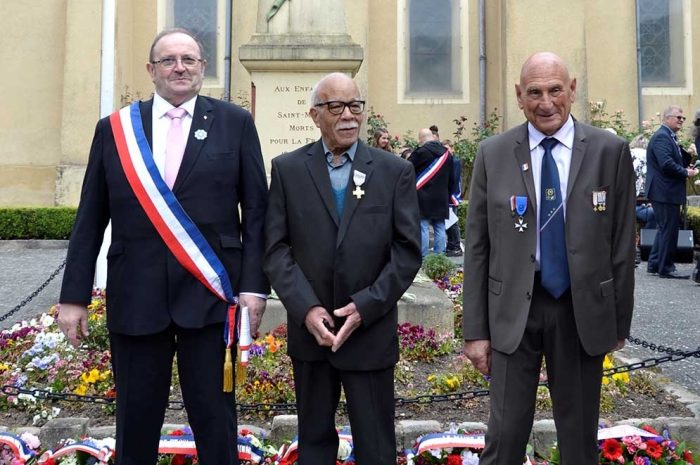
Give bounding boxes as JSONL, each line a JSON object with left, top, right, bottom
{"left": 240, "top": 292, "right": 268, "bottom": 300}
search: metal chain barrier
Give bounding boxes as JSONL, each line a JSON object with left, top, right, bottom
{"left": 1, "top": 266, "right": 698, "bottom": 413}
{"left": 2, "top": 347, "right": 698, "bottom": 413}
{"left": 0, "top": 260, "right": 66, "bottom": 323}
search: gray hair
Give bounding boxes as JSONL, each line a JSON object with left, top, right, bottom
{"left": 630, "top": 134, "right": 648, "bottom": 149}
{"left": 308, "top": 72, "right": 358, "bottom": 108}
{"left": 662, "top": 105, "right": 683, "bottom": 119}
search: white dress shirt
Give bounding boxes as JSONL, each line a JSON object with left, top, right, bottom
{"left": 528, "top": 115, "right": 575, "bottom": 266}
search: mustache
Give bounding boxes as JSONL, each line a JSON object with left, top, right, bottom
{"left": 336, "top": 123, "right": 359, "bottom": 130}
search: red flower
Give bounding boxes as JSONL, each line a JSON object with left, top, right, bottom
{"left": 171, "top": 454, "right": 188, "bottom": 465}
{"left": 645, "top": 440, "right": 662, "bottom": 460}
{"left": 641, "top": 425, "right": 660, "bottom": 435}
{"left": 683, "top": 450, "right": 694, "bottom": 464}
{"left": 170, "top": 429, "right": 186, "bottom": 436}
{"left": 601, "top": 439, "right": 623, "bottom": 461}
{"left": 446, "top": 455, "right": 462, "bottom": 465}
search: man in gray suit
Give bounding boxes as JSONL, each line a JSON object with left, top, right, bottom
{"left": 463, "top": 52, "right": 636, "bottom": 465}
{"left": 264, "top": 73, "right": 421, "bottom": 465}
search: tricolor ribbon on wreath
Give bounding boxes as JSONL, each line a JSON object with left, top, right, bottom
{"left": 109, "top": 102, "right": 250, "bottom": 392}
{"left": 416, "top": 150, "right": 450, "bottom": 190}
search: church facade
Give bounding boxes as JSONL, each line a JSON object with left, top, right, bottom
{"left": 2, "top": 0, "right": 698, "bottom": 206}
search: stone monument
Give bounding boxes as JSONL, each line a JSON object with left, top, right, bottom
{"left": 239, "top": 0, "right": 363, "bottom": 169}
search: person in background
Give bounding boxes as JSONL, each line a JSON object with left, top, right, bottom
{"left": 410, "top": 128, "right": 455, "bottom": 257}
{"left": 371, "top": 127, "right": 393, "bottom": 153}
{"left": 463, "top": 52, "right": 636, "bottom": 465}
{"left": 693, "top": 109, "right": 700, "bottom": 155}
{"left": 443, "top": 139, "right": 463, "bottom": 257}
{"left": 57, "top": 29, "right": 269, "bottom": 465}
{"left": 630, "top": 135, "right": 656, "bottom": 229}
{"left": 645, "top": 105, "right": 699, "bottom": 279}
{"left": 264, "top": 72, "right": 421, "bottom": 465}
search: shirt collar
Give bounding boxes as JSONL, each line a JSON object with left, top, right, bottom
{"left": 153, "top": 92, "right": 198, "bottom": 119}
{"left": 322, "top": 140, "right": 358, "bottom": 162}
{"left": 527, "top": 115, "right": 575, "bottom": 151}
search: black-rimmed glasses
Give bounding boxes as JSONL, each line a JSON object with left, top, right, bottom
{"left": 314, "top": 100, "right": 365, "bottom": 115}
{"left": 151, "top": 56, "right": 203, "bottom": 69}
{"left": 673, "top": 115, "right": 687, "bottom": 122}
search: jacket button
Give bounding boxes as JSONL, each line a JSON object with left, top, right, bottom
{"left": 530, "top": 254, "right": 535, "bottom": 262}
{"left": 526, "top": 292, "right": 532, "bottom": 300}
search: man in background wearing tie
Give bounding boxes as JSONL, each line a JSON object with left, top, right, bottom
{"left": 57, "top": 29, "right": 269, "bottom": 465}
{"left": 462, "top": 52, "right": 636, "bottom": 465}
{"left": 645, "top": 105, "right": 699, "bottom": 279}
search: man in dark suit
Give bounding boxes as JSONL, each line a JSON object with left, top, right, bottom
{"left": 264, "top": 73, "right": 421, "bottom": 465}
{"left": 462, "top": 52, "right": 636, "bottom": 465}
{"left": 57, "top": 29, "right": 269, "bottom": 465}
{"left": 410, "top": 128, "right": 455, "bottom": 257}
{"left": 645, "top": 105, "right": 698, "bottom": 279}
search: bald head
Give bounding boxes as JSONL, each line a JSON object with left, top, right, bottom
{"left": 309, "top": 72, "right": 359, "bottom": 107}
{"left": 418, "top": 128, "right": 435, "bottom": 146}
{"left": 515, "top": 52, "right": 577, "bottom": 136}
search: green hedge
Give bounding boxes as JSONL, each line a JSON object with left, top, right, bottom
{"left": 0, "top": 208, "right": 77, "bottom": 239}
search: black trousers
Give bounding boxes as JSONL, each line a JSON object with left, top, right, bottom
{"left": 292, "top": 358, "right": 396, "bottom": 465}
{"left": 446, "top": 206, "right": 462, "bottom": 251}
{"left": 479, "top": 280, "right": 605, "bottom": 465}
{"left": 648, "top": 201, "right": 681, "bottom": 275}
{"left": 110, "top": 323, "right": 238, "bottom": 465}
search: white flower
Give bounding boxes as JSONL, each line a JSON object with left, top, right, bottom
{"left": 337, "top": 438, "right": 352, "bottom": 460}
{"left": 40, "top": 313, "right": 55, "bottom": 328}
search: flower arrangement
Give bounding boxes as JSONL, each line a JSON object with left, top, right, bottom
{"left": 0, "top": 290, "right": 114, "bottom": 424}
{"left": 397, "top": 322, "right": 455, "bottom": 363}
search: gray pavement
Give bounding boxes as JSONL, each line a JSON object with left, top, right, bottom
{"left": 1, "top": 241, "right": 698, "bottom": 395}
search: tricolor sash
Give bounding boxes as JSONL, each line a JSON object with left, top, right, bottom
{"left": 109, "top": 102, "right": 244, "bottom": 391}
{"left": 416, "top": 149, "right": 449, "bottom": 190}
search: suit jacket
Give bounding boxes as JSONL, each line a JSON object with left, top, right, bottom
{"left": 410, "top": 140, "right": 455, "bottom": 219}
{"left": 60, "top": 96, "right": 269, "bottom": 335}
{"left": 645, "top": 125, "right": 689, "bottom": 205}
{"left": 263, "top": 140, "right": 422, "bottom": 371}
{"left": 462, "top": 121, "right": 636, "bottom": 356}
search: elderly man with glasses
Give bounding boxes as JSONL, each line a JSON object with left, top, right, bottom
{"left": 645, "top": 105, "right": 699, "bottom": 279}
{"left": 264, "top": 72, "right": 422, "bottom": 465}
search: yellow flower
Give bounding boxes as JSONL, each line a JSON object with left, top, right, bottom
{"left": 427, "top": 374, "right": 436, "bottom": 382}
{"left": 603, "top": 355, "right": 614, "bottom": 369}
{"left": 0, "top": 363, "right": 9, "bottom": 372}
{"left": 99, "top": 370, "right": 110, "bottom": 381}
{"left": 88, "top": 369, "right": 100, "bottom": 383}
{"left": 74, "top": 384, "right": 88, "bottom": 396}
{"left": 612, "top": 372, "right": 629, "bottom": 384}
{"left": 602, "top": 376, "right": 610, "bottom": 386}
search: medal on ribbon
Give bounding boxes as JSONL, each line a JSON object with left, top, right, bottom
{"left": 510, "top": 195, "right": 528, "bottom": 232}
{"left": 352, "top": 169, "right": 366, "bottom": 199}
{"left": 592, "top": 190, "right": 607, "bottom": 212}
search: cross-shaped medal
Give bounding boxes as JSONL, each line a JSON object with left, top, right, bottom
{"left": 352, "top": 185, "right": 365, "bottom": 199}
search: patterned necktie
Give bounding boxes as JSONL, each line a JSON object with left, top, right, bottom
{"left": 165, "top": 107, "right": 188, "bottom": 189}
{"left": 539, "top": 137, "right": 570, "bottom": 298}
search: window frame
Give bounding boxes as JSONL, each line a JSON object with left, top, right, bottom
{"left": 396, "top": 0, "right": 470, "bottom": 104}
{"left": 157, "top": 0, "right": 225, "bottom": 88}
{"left": 639, "top": 0, "right": 693, "bottom": 96}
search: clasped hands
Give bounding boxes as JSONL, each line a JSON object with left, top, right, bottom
{"left": 304, "top": 303, "right": 362, "bottom": 352}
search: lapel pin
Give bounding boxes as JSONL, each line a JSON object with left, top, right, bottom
{"left": 194, "top": 129, "right": 208, "bottom": 141}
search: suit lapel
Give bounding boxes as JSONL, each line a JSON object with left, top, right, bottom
{"left": 173, "top": 96, "right": 215, "bottom": 191}
{"left": 567, "top": 122, "right": 587, "bottom": 198}
{"left": 139, "top": 99, "right": 154, "bottom": 148}
{"left": 336, "top": 142, "right": 374, "bottom": 248}
{"left": 513, "top": 123, "right": 537, "bottom": 212}
{"left": 306, "top": 141, "right": 340, "bottom": 227}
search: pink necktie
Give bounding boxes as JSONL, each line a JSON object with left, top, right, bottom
{"left": 165, "top": 107, "right": 188, "bottom": 189}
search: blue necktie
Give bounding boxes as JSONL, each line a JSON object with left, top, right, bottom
{"left": 539, "top": 137, "right": 570, "bottom": 298}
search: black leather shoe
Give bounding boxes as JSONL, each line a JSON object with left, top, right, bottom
{"left": 445, "top": 249, "right": 463, "bottom": 257}
{"left": 692, "top": 268, "right": 700, "bottom": 284}
{"left": 646, "top": 269, "right": 658, "bottom": 275}
{"left": 658, "top": 271, "right": 690, "bottom": 279}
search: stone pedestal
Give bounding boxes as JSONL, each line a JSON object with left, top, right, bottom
{"left": 239, "top": 0, "right": 363, "bottom": 169}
